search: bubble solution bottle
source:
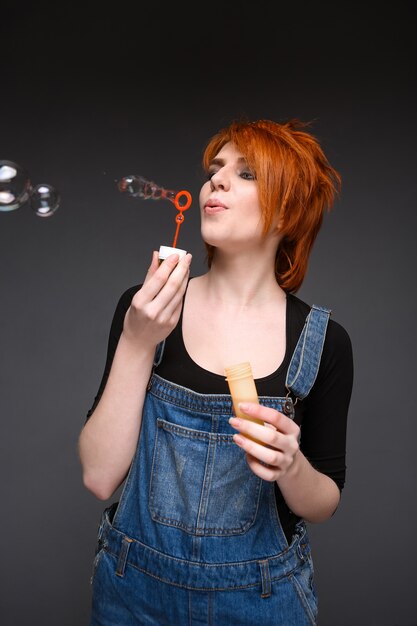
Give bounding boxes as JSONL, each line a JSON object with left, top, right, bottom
{"left": 225, "top": 362, "right": 264, "bottom": 441}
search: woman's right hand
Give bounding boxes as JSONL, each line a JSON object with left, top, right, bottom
{"left": 122, "top": 250, "right": 192, "bottom": 350}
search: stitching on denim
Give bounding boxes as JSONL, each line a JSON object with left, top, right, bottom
{"left": 104, "top": 546, "right": 295, "bottom": 590}
{"left": 286, "top": 306, "right": 330, "bottom": 400}
{"left": 259, "top": 560, "right": 272, "bottom": 598}
{"left": 149, "top": 419, "right": 263, "bottom": 535}
{"left": 288, "top": 570, "right": 317, "bottom": 625}
{"left": 149, "top": 376, "right": 291, "bottom": 415}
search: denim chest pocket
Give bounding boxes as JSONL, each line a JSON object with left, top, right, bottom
{"left": 149, "top": 418, "right": 262, "bottom": 536}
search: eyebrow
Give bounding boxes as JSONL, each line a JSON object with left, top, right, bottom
{"left": 208, "top": 156, "right": 248, "bottom": 167}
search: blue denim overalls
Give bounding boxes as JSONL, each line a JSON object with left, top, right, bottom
{"left": 90, "top": 305, "right": 330, "bottom": 626}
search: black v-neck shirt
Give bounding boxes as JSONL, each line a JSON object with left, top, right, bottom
{"left": 86, "top": 280, "right": 354, "bottom": 542}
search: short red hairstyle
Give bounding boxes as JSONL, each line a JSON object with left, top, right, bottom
{"left": 202, "top": 118, "right": 341, "bottom": 293}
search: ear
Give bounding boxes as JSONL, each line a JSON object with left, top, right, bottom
{"left": 276, "top": 213, "right": 284, "bottom": 232}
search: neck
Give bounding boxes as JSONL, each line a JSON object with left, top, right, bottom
{"left": 202, "top": 249, "right": 286, "bottom": 307}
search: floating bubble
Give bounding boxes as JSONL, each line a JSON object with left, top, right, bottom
{"left": 117, "top": 174, "right": 192, "bottom": 248}
{"left": 0, "top": 160, "right": 31, "bottom": 212}
{"left": 30, "top": 184, "right": 60, "bottom": 217}
{"left": 118, "top": 175, "right": 177, "bottom": 202}
{"left": 0, "top": 160, "right": 60, "bottom": 217}
{"left": 117, "top": 175, "right": 191, "bottom": 210}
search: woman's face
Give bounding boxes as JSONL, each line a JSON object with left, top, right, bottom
{"left": 199, "top": 142, "right": 269, "bottom": 253}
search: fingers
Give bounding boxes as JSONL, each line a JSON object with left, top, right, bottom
{"left": 127, "top": 252, "right": 191, "bottom": 346}
{"left": 245, "top": 452, "right": 292, "bottom": 482}
{"left": 229, "top": 409, "right": 300, "bottom": 482}
{"left": 143, "top": 248, "right": 181, "bottom": 290}
{"left": 150, "top": 253, "right": 192, "bottom": 319}
{"left": 229, "top": 411, "right": 300, "bottom": 448}
{"left": 232, "top": 430, "right": 299, "bottom": 481}
{"left": 238, "top": 402, "right": 299, "bottom": 436}
{"left": 134, "top": 252, "right": 191, "bottom": 314}
{"left": 141, "top": 252, "right": 192, "bottom": 305}
{"left": 143, "top": 250, "right": 160, "bottom": 283}
{"left": 231, "top": 421, "right": 299, "bottom": 458}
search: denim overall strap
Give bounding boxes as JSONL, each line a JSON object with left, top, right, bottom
{"left": 285, "top": 304, "right": 331, "bottom": 401}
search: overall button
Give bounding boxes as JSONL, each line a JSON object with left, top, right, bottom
{"left": 283, "top": 400, "right": 293, "bottom": 415}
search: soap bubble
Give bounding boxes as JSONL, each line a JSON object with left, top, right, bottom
{"left": 0, "top": 160, "right": 60, "bottom": 217}
{"left": 118, "top": 175, "right": 176, "bottom": 202}
{"left": 117, "top": 175, "right": 192, "bottom": 210}
{"left": 118, "top": 173, "right": 192, "bottom": 249}
{"left": 0, "top": 160, "right": 31, "bottom": 212}
{"left": 30, "top": 184, "right": 60, "bottom": 217}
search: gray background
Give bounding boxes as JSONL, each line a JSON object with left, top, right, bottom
{"left": 1, "top": 2, "right": 416, "bottom": 625}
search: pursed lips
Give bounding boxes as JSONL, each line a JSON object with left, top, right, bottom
{"left": 204, "top": 199, "right": 228, "bottom": 215}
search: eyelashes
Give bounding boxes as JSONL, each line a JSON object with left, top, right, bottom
{"left": 205, "top": 169, "right": 256, "bottom": 181}
{"left": 240, "top": 171, "right": 256, "bottom": 181}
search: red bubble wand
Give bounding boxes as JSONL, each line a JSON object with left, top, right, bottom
{"left": 117, "top": 175, "right": 192, "bottom": 248}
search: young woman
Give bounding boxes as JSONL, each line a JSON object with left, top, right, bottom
{"left": 79, "top": 118, "right": 354, "bottom": 625}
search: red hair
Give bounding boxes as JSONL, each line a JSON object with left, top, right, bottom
{"left": 202, "top": 118, "right": 341, "bottom": 293}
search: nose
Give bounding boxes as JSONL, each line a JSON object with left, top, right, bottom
{"left": 210, "top": 169, "right": 229, "bottom": 191}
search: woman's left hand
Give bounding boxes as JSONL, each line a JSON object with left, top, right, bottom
{"left": 229, "top": 402, "right": 300, "bottom": 481}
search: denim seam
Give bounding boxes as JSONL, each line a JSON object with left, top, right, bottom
{"left": 116, "top": 537, "right": 133, "bottom": 577}
{"left": 288, "top": 570, "right": 317, "bottom": 625}
{"left": 259, "top": 560, "right": 272, "bottom": 598}
{"left": 196, "top": 434, "right": 216, "bottom": 532}
{"left": 103, "top": 546, "right": 300, "bottom": 590}
{"left": 157, "top": 419, "right": 235, "bottom": 442}
{"left": 150, "top": 375, "right": 291, "bottom": 413}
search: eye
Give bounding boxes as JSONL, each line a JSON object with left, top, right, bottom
{"left": 206, "top": 168, "right": 219, "bottom": 181}
{"left": 240, "top": 170, "right": 256, "bottom": 181}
